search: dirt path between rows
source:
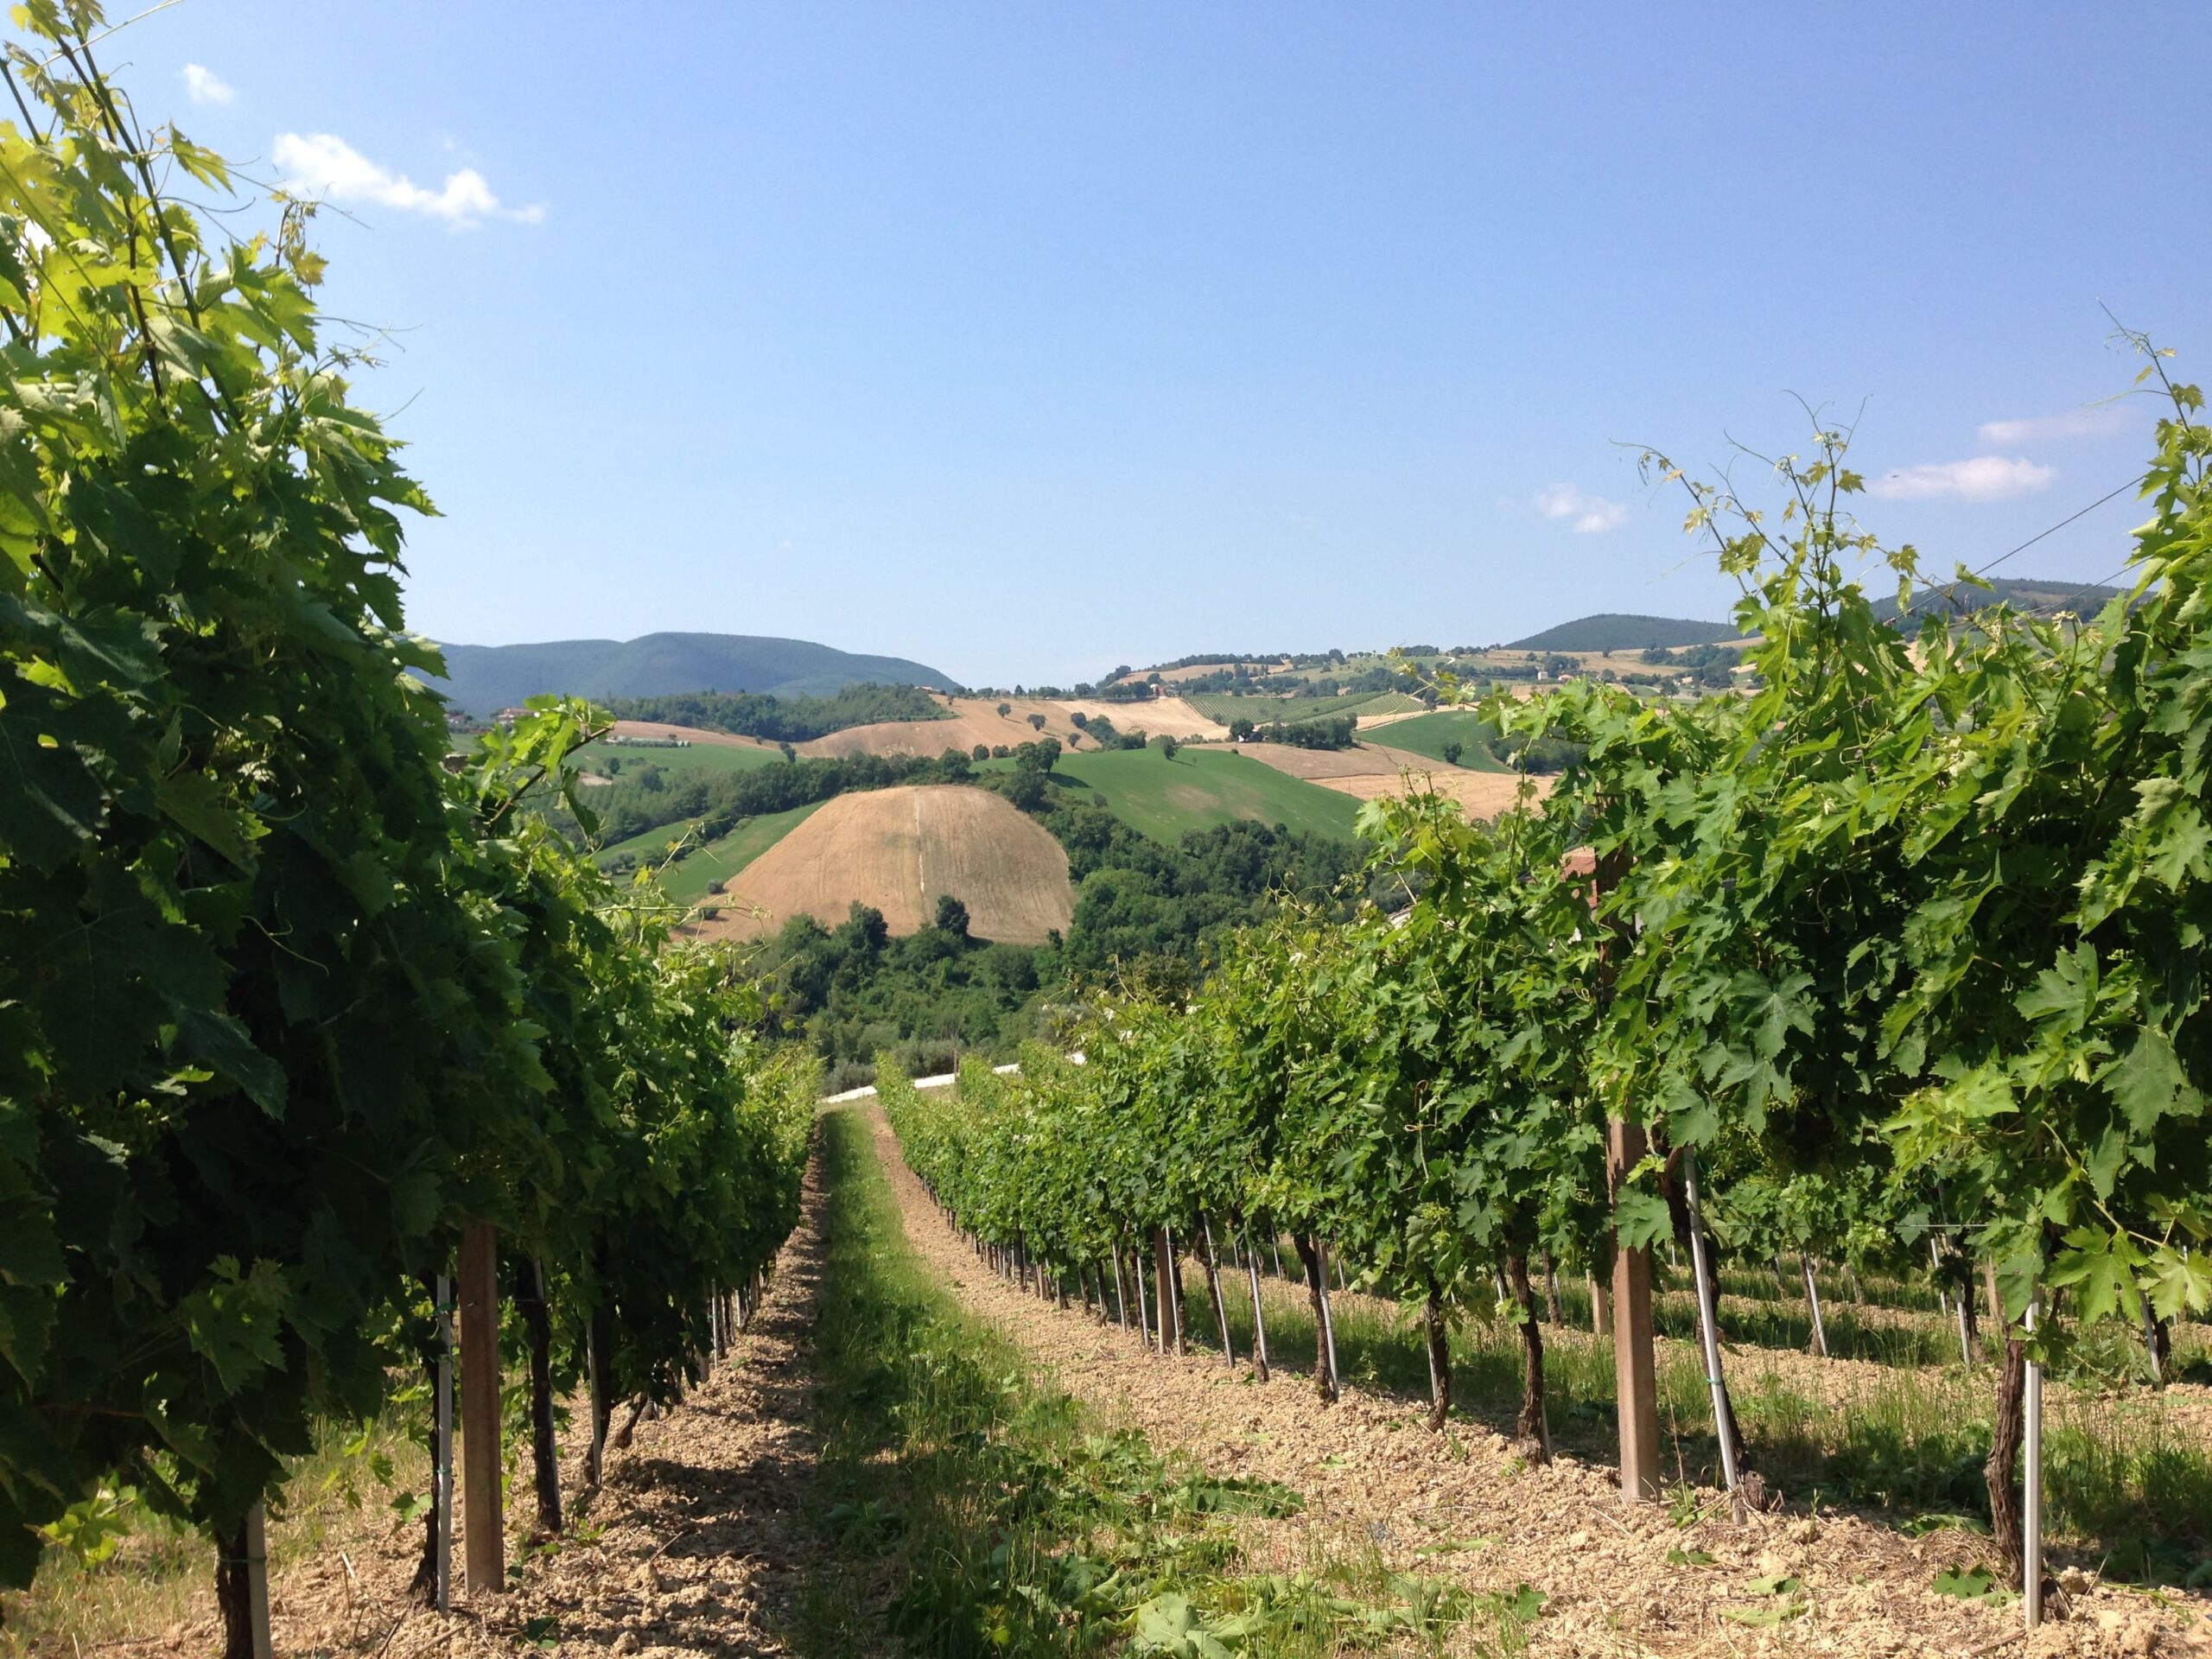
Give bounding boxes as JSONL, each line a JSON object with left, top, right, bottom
{"left": 866, "top": 1107, "right": 2209, "bottom": 1659}
{"left": 256, "top": 1146, "right": 833, "bottom": 1659}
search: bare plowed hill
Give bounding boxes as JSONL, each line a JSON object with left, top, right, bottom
{"left": 799, "top": 695, "right": 1229, "bottom": 759}
{"left": 1232, "top": 741, "right": 1553, "bottom": 821}
{"left": 696, "top": 785, "right": 1073, "bottom": 944}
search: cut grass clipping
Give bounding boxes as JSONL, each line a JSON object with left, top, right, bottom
{"left": 795, "top": 1109, "right": 1537, "bottom": 1656}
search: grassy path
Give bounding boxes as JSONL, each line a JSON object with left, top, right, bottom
{"left": 790, "top": 1106, "right": 1485, "bottom": 1656}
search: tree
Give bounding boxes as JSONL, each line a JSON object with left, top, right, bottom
{"left": 1071, "top": 711, "right": 1090, "bottom": 729}
{"left": 1160, "top": 737, "right": 1180, "bottom": 760}
{"left": 972, "top": 743, "right": 989, "bottom": 761}
{"left": 779, "top": 741, "right": 798, "bottom": 762}
{"left": 1441, "top": 741, "right": 1465, "bottom": 766}
{"left": 1230, "top": 717, "right": 1255, "bottom": 741}
{"left": 1028, "top": 713, "right": 1047, "bottom": 732}
{"left": 998, "top": 702, "right": 1013, "bottom": 716}
{"left": 935, "top": 894, "right": 971, "bottom": 938}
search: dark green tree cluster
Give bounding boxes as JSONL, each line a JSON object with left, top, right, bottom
{"left": 601, "top": 680, "right": 949, "bottom": 741}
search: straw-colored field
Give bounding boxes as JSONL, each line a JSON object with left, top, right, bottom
{"left": 1231, "top": 740, "right": 1552, "bottom": 820}
{"left": 798, "top": 694, "right": 1229, "bottom": 759}
{"left": 694, "top": 785, "right": 1073, "bottom": 944}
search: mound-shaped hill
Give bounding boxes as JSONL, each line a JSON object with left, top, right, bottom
{"left": 425, "top": 632, "right": 957, "bottom": 715}
{"left": 1509, "top": 613, "right": 1738, "bottom": 652}
{"left": 698, "top": 785, "right": 1072, "bottom": 945}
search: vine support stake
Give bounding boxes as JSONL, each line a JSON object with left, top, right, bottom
{"left": 1153, "top": 1227, "right": 1181, "bottom": 1355}
{"left": 1801, "top": 1255, "right": 1829, "bottom": 1358}
{"left": 1681, "top": 1150, "right": 1742, "bottom": 1510}
{"left": 434, "top": 1272, "right": 454, "bottom": 1611}
{"left": 244, "top": 1500, "right": 272, "bottom": 1659}
{"left": 2024, "top": 1290, "right": 2044, "bottom": 1630}
{"left": 1605, "top": 1122, "right": 1662, "bottom": 1503}
{"left": 1243, "top": 1226, "right": 1271, "bottom": 1382}
{"left": 459, "top": 1220, "right": 505, "bottom": 1595}
{"left": 1200, "top": 1214, "right": 1235, "bottom": 1366}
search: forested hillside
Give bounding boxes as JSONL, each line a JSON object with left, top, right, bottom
{"left": 426, "top": 632, "right": 957, "bottom": 715}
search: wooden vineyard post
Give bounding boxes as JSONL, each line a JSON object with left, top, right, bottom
{"left": 1153, "top": 1228, "right": 1181, "bottom": 1355}
{"left": 458, "top": 1221, "right": 505, "bottom": 1596}
{"left": 1589, "top": 1268, "right": 1611, "bottom": 1338}
{"left": 1681, "top": 1150, "right": 1742, "bottom": 1507}
{"left": 1605, "top": 1119, "right": 1662, "bottom": 1502}
{"left": 434, "top": 1272, "right": 455, "bottom": 1609}
{"left": 585, "top": 1300, "right": 610, "bottom": 1492}
{"left": 1592, "top": 840, "right": 1661, "bottom": 1503}
{"left": 244, "top": 1501, "right": 272, "bottom": 1659}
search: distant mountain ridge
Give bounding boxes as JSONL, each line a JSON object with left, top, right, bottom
{"left": 1511, "top": 577, "right": 2118, "bottom": 654}
{"left": 1876, "top": 575, "right": 2121, "bottom": 624}
{"left": 1509, "top": 613, "right": 1738, "bottom": 652}
{"left": 423, "top": 632, "right": 959, "bottom": 715}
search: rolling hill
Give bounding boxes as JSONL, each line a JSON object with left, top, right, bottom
{"left": 424, "top": 632, "right": 958, "bottom": 716}
{"left": 1508, "top": 613, "right": 1739, "bottom": 652}
{"left": 696, "top": 785, "right": 1073, "bottom": 944}
{"left": 1877, "top": 575, "right": 2121, "bottom": 624}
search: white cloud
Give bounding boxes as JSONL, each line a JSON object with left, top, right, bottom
{"left": 1531, "top": 483, "right": 1630, "bottom": 534}
{"left": 1977, "top": 407, "right": 2127, "bottom": 445}
{"left": 182, "top": 64, "right": 233, "bottom": 105}
{"left": 273, "top": 132, "right": 544, "bottom": 227}
{"left": 1866, "top": 456, "right": 2056, "bottom": 503}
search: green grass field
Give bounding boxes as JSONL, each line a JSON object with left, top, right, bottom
{"left": 1359, "top": 708, "right": 1507, "bottom": 770}
{"left": 660, "top": 801, "right": 827, "bottom": 906}
{"left": 593, "top": 815, "right": 705, "bottom": 867}
{"left": 1039, "top": 747, "right": 1363, "bottom": 843}
{"left": 575, "top": 740, "right": 785, "bottom": 780}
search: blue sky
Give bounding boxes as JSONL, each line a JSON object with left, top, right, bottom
{"left": 118, "top": 2, "right": 2206, "bottom": 688}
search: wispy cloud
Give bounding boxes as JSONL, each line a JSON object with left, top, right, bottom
{"left": 1530, "top": 483, "right": 1629, "bottom": 534}
{"left": 273, "top": 132, "right": 543, "bottom": 227}
{"left": 182, "top": 64, "right": 233, "bottom": 106}
{"left": 1977, "top": 407, "right": 2127, "bottom": 446}
{"left": 1866, "top": 456, "right": 2056, "bottom": 502}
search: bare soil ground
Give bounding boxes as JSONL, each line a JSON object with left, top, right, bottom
{"left": 1231, "top": 741, "right": 1556, "bottom": 822}
{"left": 696, "top": 784, "right": 1073, "bottom": 944}
{"left": 23, "top": 1153, "right": 835, "bottom": 1659}
{"left": 867, "top": 1108, "right": 2212, "bottom": 1658}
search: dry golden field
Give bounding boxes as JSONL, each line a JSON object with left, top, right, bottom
{"left": 696, "top": 785, "right": 1073, "bottom": 944}
{"left": 1231, "top": 741, "right": 1553, "bottom": 820}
